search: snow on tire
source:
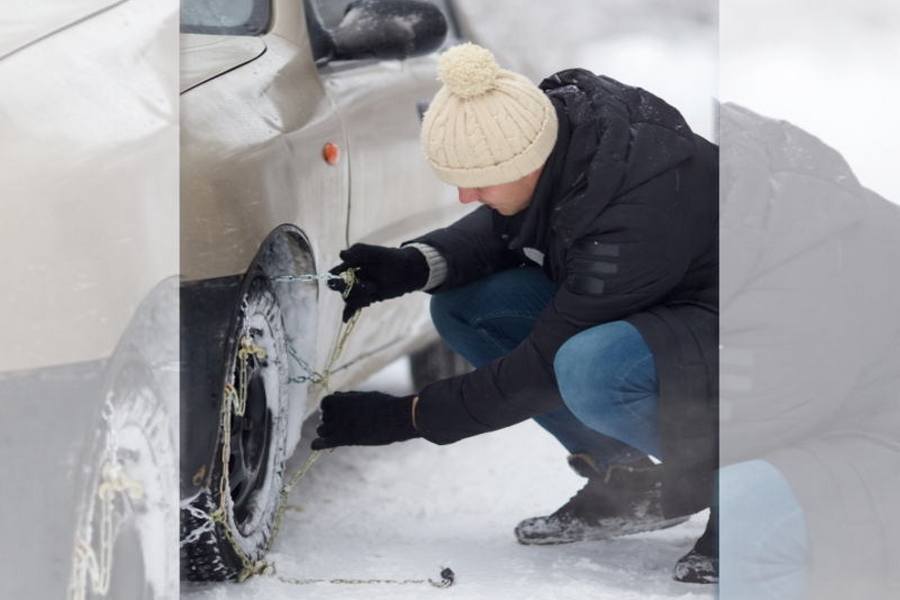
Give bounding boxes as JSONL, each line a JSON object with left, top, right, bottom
{"left": 181, "top": 276, "right": 290, "bottom": 582}
{"left": 69, "top": 361, "right": 178, "bottom": 600}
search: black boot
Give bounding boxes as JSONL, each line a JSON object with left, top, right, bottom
{"left": 673, "top": 507, "right": 718, "bottom": 584}
{"left": 515, "top": 454, "right": 690, "bottom": 545}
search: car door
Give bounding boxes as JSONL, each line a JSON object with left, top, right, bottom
{"left": 307, "top": 0, "right": 463, "bottom": 247}
{"left": 305, "top": 0, "right": 470, "bottom": 371}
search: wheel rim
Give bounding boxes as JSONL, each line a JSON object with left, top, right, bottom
{"left": 228, "top": 348, "right": 273, "bottom": 531}
{"left": 224, "top": 282, "right": 286, "bottom": 541}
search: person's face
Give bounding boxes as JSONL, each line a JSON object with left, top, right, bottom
{"left": 457, "top": 165, "right": 544, "bottom": 216}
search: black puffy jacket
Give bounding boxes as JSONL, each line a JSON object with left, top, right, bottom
{"left": 412, "top": 70, "right": 718, "bottom": 516}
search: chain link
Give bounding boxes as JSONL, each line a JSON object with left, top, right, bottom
{"left": 70, "top": 462, "right": 145, "bottom": 600}
{"left": 273, "top": 272, "right": 346, "bottom": 288}
{"left": 180, "top": 502, "right": 216, "bottom": 547}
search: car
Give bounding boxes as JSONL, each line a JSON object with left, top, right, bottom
{"left": 0, "top": 1, "right": 179, "bottom": 599}
{"left": 178, "top": 0, "right": 474, "bottom": 581}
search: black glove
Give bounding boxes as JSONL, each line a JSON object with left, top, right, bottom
{"left": 329, "top": 244, "right": 429, "bottom": 322}
{"left": 311, "top": 391, "right": 419, "bottom": 449}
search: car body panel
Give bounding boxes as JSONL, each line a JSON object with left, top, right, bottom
{"left": 180, "top": 31, "right": 347, "bottom": 281}
{"left": 0, "top": 0, "right": 178, "bottom": 372}
{"left": 0, "top": 0, "right": 179, "bottom": 596}
{"left": 0, "top": 0, "right": 125, "bottom": 58}
{"left": 320, "top": 56, "right": 448, "bottom": 246}
{"left": 180, "top": 33, "right": 267, "bottom": 93}
{"left": 180, "top": 30, "right": 352, "bottom": 402}
{"left": 313, "top": 50, "right": 463, "bottom": 372}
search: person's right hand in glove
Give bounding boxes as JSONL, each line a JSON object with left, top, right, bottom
{"left": 311, "top": 390, "right": 420, "bottom": 449}
{"left": 329, "top": 243, "right": 429, "bottom": 321}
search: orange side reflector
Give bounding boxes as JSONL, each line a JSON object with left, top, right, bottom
{"left": 323, "top": 142, "right": 340, "bottom": 166}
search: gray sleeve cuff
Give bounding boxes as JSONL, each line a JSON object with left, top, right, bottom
{"left": 405, "top": 242, "right": 448, "bottom": 291}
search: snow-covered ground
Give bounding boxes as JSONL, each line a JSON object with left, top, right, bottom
{"left": 182, "top": 358, "right": 711, "bottom": 600}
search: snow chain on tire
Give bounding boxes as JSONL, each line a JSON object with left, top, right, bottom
{"left": 71, "top": 461, "right": 145, "bottom": 600}
{"left": 199, "top": 269, "right": 361, "bottom": 582}
{"left": 185, "top": 268, "right": 455, "bottom": 589}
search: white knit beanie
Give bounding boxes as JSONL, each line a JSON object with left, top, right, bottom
{"left": 420, "top": 43, "right": 558, "bottom": 188}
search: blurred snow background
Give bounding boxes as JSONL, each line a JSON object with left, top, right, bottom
{"left": 457, "top": 0, "right": 717, "bottom": 141}
{"left": 720, "top": 0, "right": 900, "bottom": 202}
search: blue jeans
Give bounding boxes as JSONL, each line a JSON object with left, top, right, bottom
{"left": 719, "top": 460, "right": 809, "bottom": 599}
{"left": 429, "top": 266, "right": 660, "bottom": 467}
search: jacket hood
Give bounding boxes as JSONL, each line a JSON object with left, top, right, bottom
{"left": 539, "top": 70, "right": 697, "bottom": 245}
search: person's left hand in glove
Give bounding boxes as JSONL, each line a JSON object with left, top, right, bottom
{"left": 328, "top": 243, "right": 430, "bottom": 322}
{"left": 311, "top": 390, "right": 420, "bottom": 450}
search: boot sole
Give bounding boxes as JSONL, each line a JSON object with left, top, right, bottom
{"left": 515, "top": 515, "right": 690, "bottom": 545}
{"left": 673, "top": 552, "right": 718, "bottom": 584}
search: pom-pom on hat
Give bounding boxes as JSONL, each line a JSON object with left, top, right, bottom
{"left": 421, "top": 43, "right": 558, "bottom": 188}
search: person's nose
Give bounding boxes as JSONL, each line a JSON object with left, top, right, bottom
{"left": 458, "top": 187, "right": 480, "bottom": 204}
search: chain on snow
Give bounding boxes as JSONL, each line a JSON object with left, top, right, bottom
{"left": 270, "top": 566, "right": 456, "bottom": 589}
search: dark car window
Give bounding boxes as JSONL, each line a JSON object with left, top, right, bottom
{"left": 181, "top": 0, "right": 271, "bottom": 36}
{"left": 306, "top": 0, "right": 461, "bottom": 62}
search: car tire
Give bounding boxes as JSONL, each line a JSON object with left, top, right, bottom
{"left": 70, "top": 360, "right": 178, "bottom": 600}
{"left": 181, "top": 275, "right": 291, "bottom": 582}
{"left": 409, "top": 338, "right": 472, "bottom": 390}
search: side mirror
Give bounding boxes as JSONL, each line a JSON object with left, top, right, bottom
{"left": 329, "top": 0, "right": 448, "bottom": 62}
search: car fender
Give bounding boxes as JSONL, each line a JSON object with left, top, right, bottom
{"left": 179, "top": 224, "right": 317, "bottom": 499}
